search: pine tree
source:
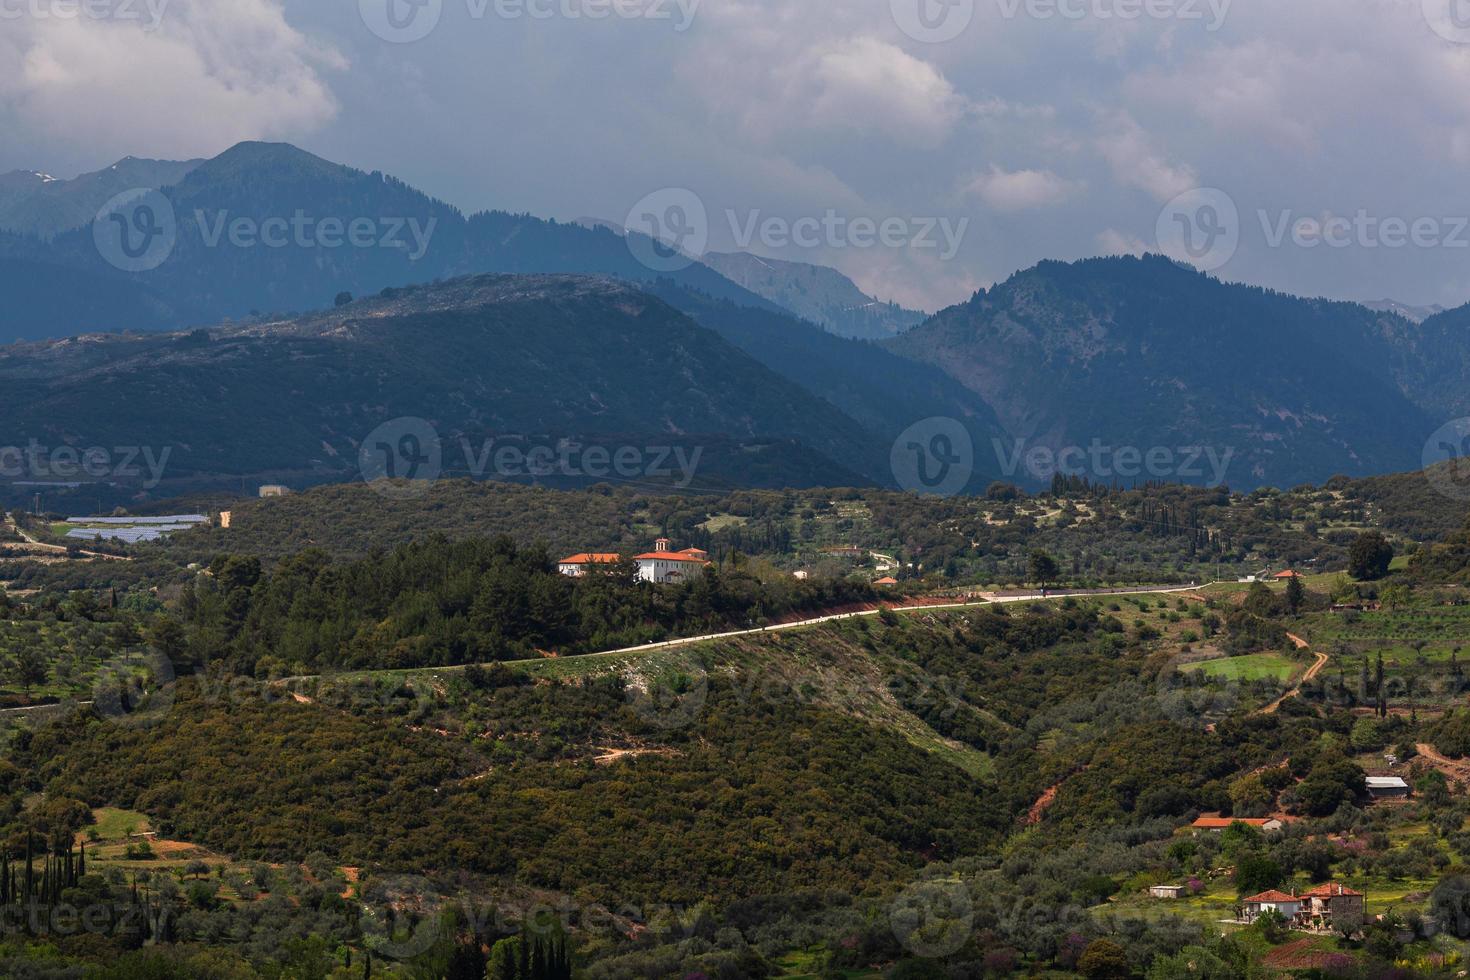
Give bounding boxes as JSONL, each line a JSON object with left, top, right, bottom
{"left": 1376, "top": 651, "right": 1387, "bottom": 718}
{"left": 23, "top": 830, "right": 33, "bottom": 901}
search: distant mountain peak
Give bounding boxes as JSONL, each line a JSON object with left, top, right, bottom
{"left": 1362, "top": 298, "right": 1447, "bottom": 324}
{"left": 700, "top": 250, "right": 927, "bottom": 340}
{"left": 189, "top": 141, "right": 348, "bottom": 183}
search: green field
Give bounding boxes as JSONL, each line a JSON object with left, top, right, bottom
{"left": 0, "top": 617, "right": 147, "bottom": 704}
{"left": 1182, "top": 652, "right": 1302, "bottom": 682}
{"left": 1303, "top": 604, "right": 1470, "bottom": 666}
{"left": 1106, "top": 869, "right": 1438, "bottom": 931}
{"left": 86, "top": 806, "right": 151, "bottom": 841}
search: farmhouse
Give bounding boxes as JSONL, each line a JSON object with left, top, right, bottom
{"left": 1149, "top": 884, "right": 1187, "bottom": 900}
{"left": 1365, "top": 776, "right": 1410, "bottom": 800}
{"left": 556, "top": 539, "right": 710, "bottom": 584}
{"left": 1299, "top": 883, "right": 1365, "bottom": 932}
{"left": 1238, "top": 883, "right": 1365, "bottom": 932}
{"left": 557, "top": 553, "right": 621, "bottom": 577}
{"left": 633, "top": 545, "right": 709, "bottom": 584}
{"left": 1241, "top": 890, "right": 1301, "bottom": 923}
{"left": 1189, "top": 816, "right": 1283, "bottom": 834}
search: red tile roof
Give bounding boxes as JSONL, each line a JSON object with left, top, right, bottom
{"left": 1191, "top": 816, "right": 1271, "bottom": 828}
{"left": 1243, "top": 890, "right": 1299, "bottom": 904}
{"left": 558, "top": 553, "right": 621, "bottom": 565}
{"left": 1301, "top": 883, "right": 1363, "bottom": 898}
{"left": 875, "top": 577, "right": 899, "bottom": 586}
{"left": 634, "top": 552, "right": 707, "bottom": 563}
{"left": 1275, "top": 570, "right": 1301, "bottom": 578}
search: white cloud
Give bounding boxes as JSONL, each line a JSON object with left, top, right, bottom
{"left": 10, "top": 0, "right": 1470, "bottom": 310}
{"left": 690, "top": 31, "right": 968, "bottom": 151}
{"left": 1096, "top": 228, "right": 1148, "bottom": 257}
{"left": 0, "top": 0, "right": 343, "bottom": 164}
{"left": 1094, "top": 110, "right": 1197, "bottom": 202}
{"left": 798, "top": 37, "right": 966, "bottom": 147}
{"left": 966, "top": 166, "right": 1082, "bottom": 211}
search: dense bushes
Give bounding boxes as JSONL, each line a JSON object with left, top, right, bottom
{"left": 30, "top": 676, "right": 1006, "bottom": 907}
{"left": 177, "top": 536, "right": 878, "bottom": 673}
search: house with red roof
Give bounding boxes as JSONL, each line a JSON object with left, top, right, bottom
{"left": 1299, "top": 883, "right": 1365, "bottom": 931}
{"left": 1235, "top": 883, "right": 1364, "bottom": 932}
{"left": 1189, "top": 815, "right": 1283, "bottom": 833}
{"left": 633, "top": 539, "right": 710, "bottom": 584}
{"left": 557, "top": 553, "right": 623, "bottom": 577}
{"left": 1241, "top": 890, "right": 1302, "bottom": 923}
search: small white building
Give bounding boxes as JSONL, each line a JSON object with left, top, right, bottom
{"left": 1149, "top": 885, "right": 1187, "bottom": 900}
{"left": 1366, "top": 776, "right": 1410, "bottom": 799}
{"left": 557, "top": 553, "right": 622, "bottom": 577}
{"left": 1241, "top": 890, "right": 1302, "bottom": 923}
{"left": 634, "top": 540, "right": 709, "bottom": 584}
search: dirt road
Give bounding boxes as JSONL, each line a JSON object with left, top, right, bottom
{"left": 1416, "top": 742, "right": 1470, "bottom": 786}
{"left": 1258, "top": 633, "right": 1330, "bottom": 715}
{"left": 274, "top": 583, "right": 1212, "bottom": 687}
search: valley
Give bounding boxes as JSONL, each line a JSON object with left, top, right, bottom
{"left": 0, "top": 466, "right": 1469, "bottom": 976}
{"left": 4, "top": 18, "right": 1470, "bottom": 975}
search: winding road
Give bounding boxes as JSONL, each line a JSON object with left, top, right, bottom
{"left": 1258, "top": 632, "right": 1330, "bottom": 715}
{"left": 1415, "top": 743, "right": 1470, "bottom": 786}
{"left": 274, "top": 584, "right": 1208, "bottom": 686}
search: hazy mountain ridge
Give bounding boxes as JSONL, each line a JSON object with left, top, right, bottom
{"left": 0, "top": 156, "right": 202, "bottom": 239}
{"left": 646, "top": 280, "right": 1011, "bottom": 490}
{"left": 1362, "top": 298, "right": 1446, "bottom": 324}
{"left": 0, "top": 142, "right": 789, "bottom": 341}
{"left": 0, "top": 273, "right": 881, "bottom": 491}
{"left": 700, "top": 250, "right": 927, "bottom": 340}
{"left": 888, "top": 255, "right": 1442, "bottom": 488}
{"left": 8, "top": 143, "right": 1470, "bottom": 492}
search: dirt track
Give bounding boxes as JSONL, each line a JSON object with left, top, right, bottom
{"left": 1416, "top": 742, "right": 1470, "bottom": 786}
{"left": 1258, "top": 632, "right": 1329, "bottom": 715}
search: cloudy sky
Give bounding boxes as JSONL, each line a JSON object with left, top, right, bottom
{"left": 3, "top": 0, "right": 1470, "bottom": 311}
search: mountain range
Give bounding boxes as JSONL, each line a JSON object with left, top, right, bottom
{"left": 3, "top": 141, "right": 1470, "bottom": 496}
{"left": 696, "top": 250, "right": 926, "bottom": 340}
{"left": 0, "top": 276, "right": 883, "bottom": 494}
{"left": 0, "top": 156, "right": 202, "bottom": 240}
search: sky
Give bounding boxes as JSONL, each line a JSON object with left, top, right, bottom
{"left": 3, "top": 0, "right": 1470, "bottom": 312}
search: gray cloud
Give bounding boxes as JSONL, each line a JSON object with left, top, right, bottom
{"left": 4, "top": 0, "right": 1470, "bottom": 311}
